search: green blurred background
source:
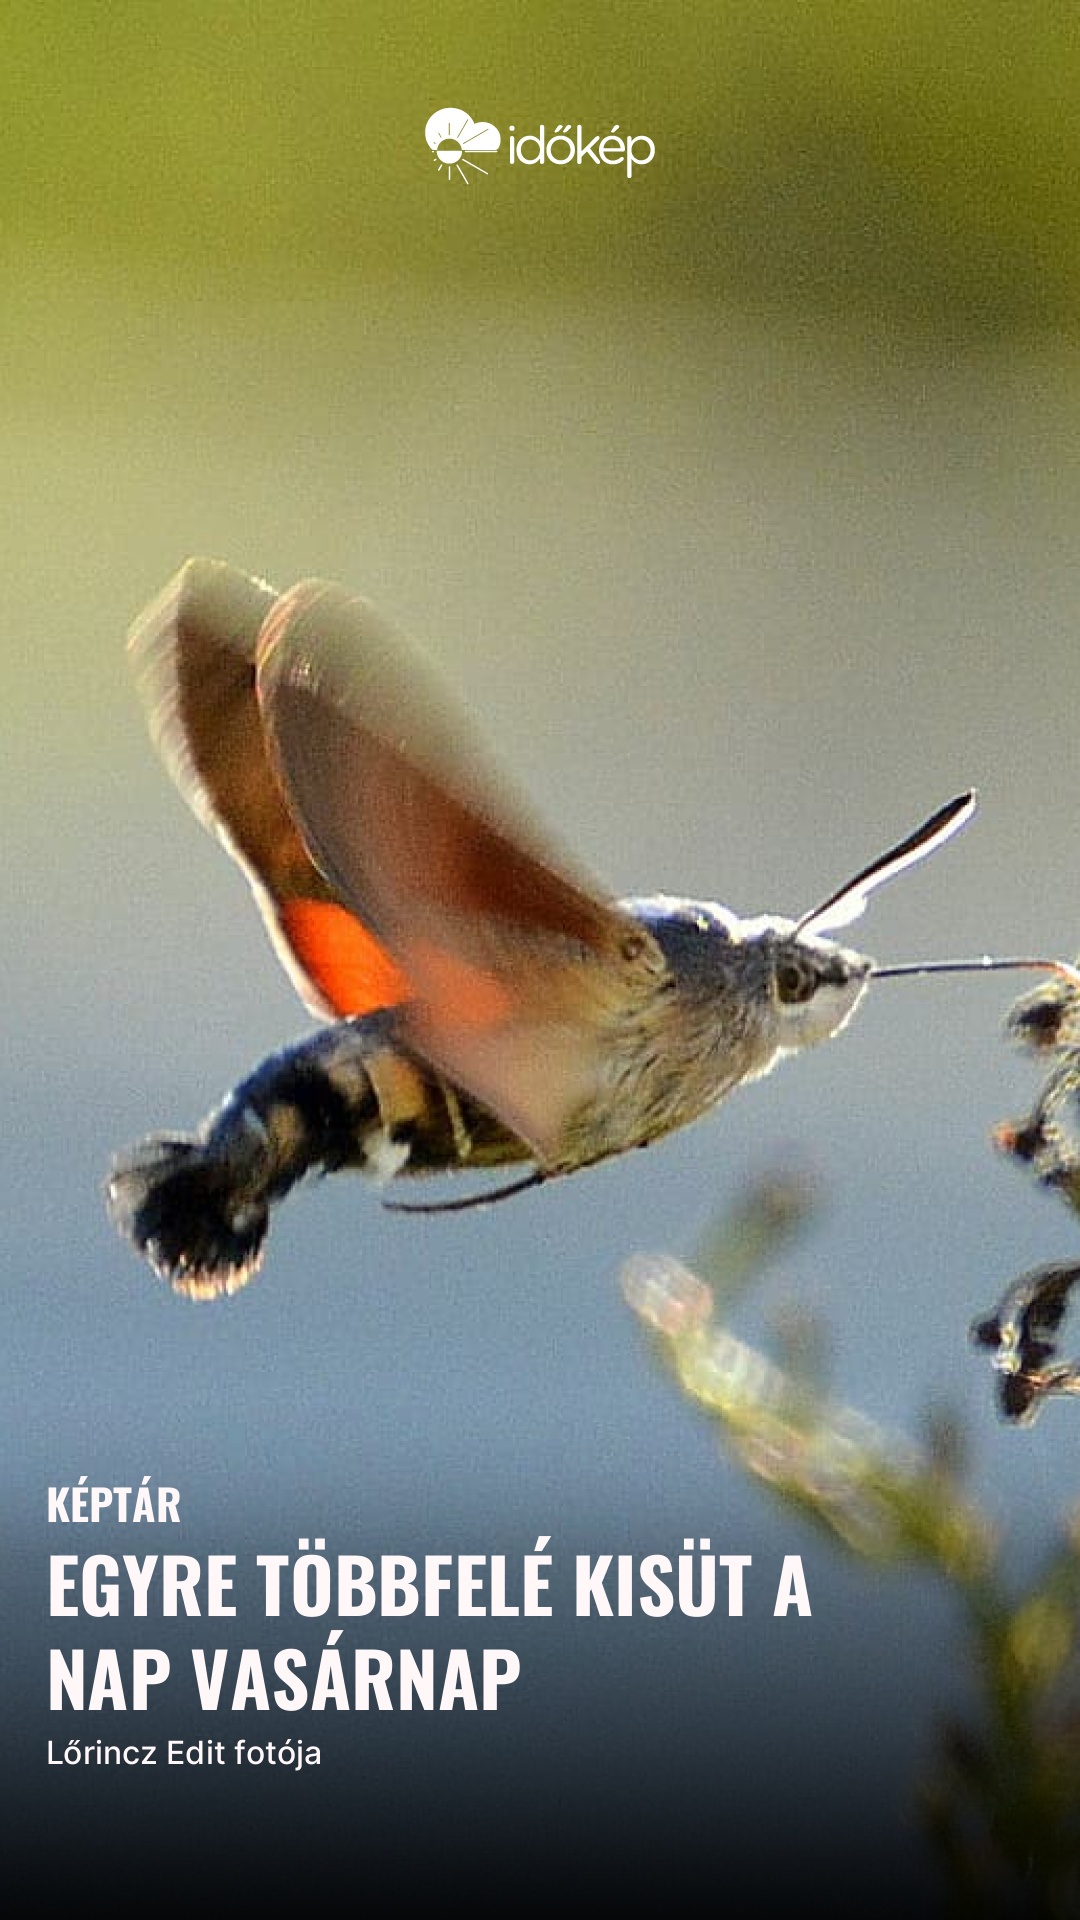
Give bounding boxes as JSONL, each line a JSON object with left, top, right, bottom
{"left": 7, "top": 2, "right": 1080, "bottom": 1903}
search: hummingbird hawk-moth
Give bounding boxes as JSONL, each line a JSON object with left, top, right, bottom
{"left": 107, "top": 559, "right": 1063, "bottom": 1300}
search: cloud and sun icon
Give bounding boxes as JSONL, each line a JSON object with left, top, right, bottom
{"left": 424, "top": 108, "right": 501, "bottom": 182}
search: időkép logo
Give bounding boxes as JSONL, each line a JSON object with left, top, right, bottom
{"left": 425, "top": 108, "right": 655, "bottom": 184}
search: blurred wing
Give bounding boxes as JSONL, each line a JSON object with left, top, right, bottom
{"left": 254, "top": 580, "right": 666, "bottom": 1161}
{"left": 128, "top": 559, "right": 409, "bottom": 1019}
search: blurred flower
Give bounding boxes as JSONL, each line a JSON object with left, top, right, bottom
{"left": 623, "top": 1174, "right": 1080, "bottom": 1911}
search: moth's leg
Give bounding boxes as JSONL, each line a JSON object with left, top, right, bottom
{"left": 107, "top": 1013, "right": 435, "bottom": 1297}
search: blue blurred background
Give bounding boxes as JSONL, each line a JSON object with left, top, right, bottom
{"left": 6, "top": 3, "right": 1080, "bottom": 1901}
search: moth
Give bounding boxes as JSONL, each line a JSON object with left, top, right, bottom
{"left": 107, "top": 560, "right": 1067, "bottom": 1299}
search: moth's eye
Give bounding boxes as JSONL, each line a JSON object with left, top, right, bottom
{"left": 775, "top": 957, "right": 818, "bottom": 1005}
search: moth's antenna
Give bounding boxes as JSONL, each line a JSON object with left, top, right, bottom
{"left": 796, "top": 791, "right": 977, "bottom": 937}
{"left": 383, "top": 1169, "right": 548, "bottom": 1215}
{"left": 796, "top": 791, "right": 1080, "bottom": 990}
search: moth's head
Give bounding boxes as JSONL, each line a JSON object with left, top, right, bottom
{"left": 743, "top": 918, "right": 873, "bottom": 1053}
{"left": 627, "top": 898, "right": 872, "bottom": 1062}
{"left": 743, "top": 789, "right": 980, "bottom": 1054}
